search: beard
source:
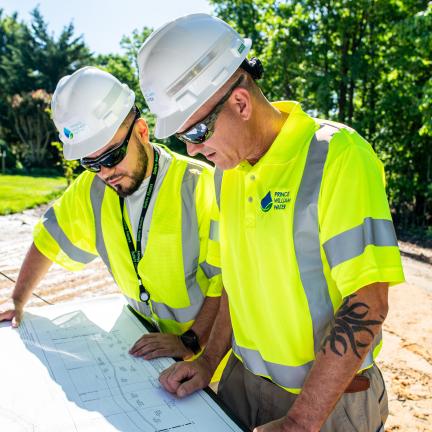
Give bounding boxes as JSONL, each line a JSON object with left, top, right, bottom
{"left": 105, "top": 143, "right": 149, "bottom": 198}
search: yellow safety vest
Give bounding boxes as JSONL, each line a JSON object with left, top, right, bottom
{"left": 34, "top": 144, "right": 222, "bottom": 335}
{"left": 216, "top": 101, "right": 405, "bottom": 393}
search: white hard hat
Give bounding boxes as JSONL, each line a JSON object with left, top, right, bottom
{"left": 51, "top": 66, "right": 135, "bottom": 160}
{"left": 137, "top": 13, "right": 251, "bottom": 139}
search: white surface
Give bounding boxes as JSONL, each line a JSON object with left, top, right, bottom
{"left": 0, "top": 295, "right": 243, "bottom": 431}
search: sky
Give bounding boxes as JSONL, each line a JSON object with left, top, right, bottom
{"left": 0, "top": 0, "right": 213, "bottom": 54}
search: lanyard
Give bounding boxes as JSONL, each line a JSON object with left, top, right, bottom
{"left": 119, "top": 146, "right": 159, "bottom": 303}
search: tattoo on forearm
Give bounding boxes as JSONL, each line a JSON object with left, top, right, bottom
{"left": 321, "top": 295, "right": 384, "bottom": 358}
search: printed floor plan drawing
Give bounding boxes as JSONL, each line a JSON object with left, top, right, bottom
{"left": 0, "top": 295, "right": 245, "bottom": 432}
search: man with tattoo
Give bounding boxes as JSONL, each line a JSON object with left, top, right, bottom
{"left": 137, "top": 14, "right": 405, "bottom": 432}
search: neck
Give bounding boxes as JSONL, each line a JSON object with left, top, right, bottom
{"left": 246, "top": 102, "right": 288, "bottom": 165}
{"left": 143, "top": 142, "right": 154, "bottom": 178}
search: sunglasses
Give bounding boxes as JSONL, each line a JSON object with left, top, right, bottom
{"left": 175, "top": 75, "right": 245, "bottom": 145}
{"left": 80, "top": 107, "right": 140, "bottom": 172}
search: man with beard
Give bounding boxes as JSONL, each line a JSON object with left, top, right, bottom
{"left": 0, "top": 66, "right": 222, "bottom": 363}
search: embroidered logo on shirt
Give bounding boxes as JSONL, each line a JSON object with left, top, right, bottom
{"left": 273, "top": 191, "right": 291, "bottom": 210}
{"left": 261, "top": 191, "right": 291, "bottom": 212}
{"left": 260, "top": 192, "right": 273, "bottom": 212}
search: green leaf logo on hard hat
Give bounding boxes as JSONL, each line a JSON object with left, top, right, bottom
{"left": 238, "top": 43, "right": 245, "bottom": 54}
{"left": 261, "top": 191, "right": 273, "bottom": 212}
{"left": 63, "top": 127, "right": 74, "bottom": 139}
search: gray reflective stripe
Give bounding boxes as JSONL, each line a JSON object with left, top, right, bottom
{"left": 181, "top": 164, "right": 204, "bottom": 306}
{"left": 128, "top": 162, "right": 210, "bottom": 324}
{"left": 43, "top": 207, "right": 97, "bottom": 264}
{"left": 89, "top": 176, "right": 112, "bottom": 273}
{"left": 323, "top": 218, "right": 398, "bottom": 268}
{"left": 232, "top": 336, "right": 314, "bottom": 389}
{"left": 233, "top": 332, "right": 379, "bottom": 390}
{"left": 210, "top": 219, "right": 219, "bottom": 241}
{"left": 125, "top": 294, "right": 152, "bottom": 317}
{"left": 200, "top": 261, "right": 221, "bottom": 278}
{"left": 153, "top": 297, "right": 203, "bottom": 323}
{"left": 214, "top": 168, "right": 223, "bottom": 209}
{"left": 234, "top": 123, "right": 380, "bottom": 389}
{"left": 91, "top": 163, "right": 210, "bottom": 325}
{"left": 124, "top": 292, "right": 203, "bottom": 324}
{"left": 293, "top": 123, "right": 338, "bottom": 353}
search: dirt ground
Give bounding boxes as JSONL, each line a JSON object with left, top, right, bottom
{"left": 0, "top": 206, "right": 431, "bottom": 431}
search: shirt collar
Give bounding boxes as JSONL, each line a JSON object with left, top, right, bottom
{"left": 237, "top": 101, "right": 318, "bottom": 172}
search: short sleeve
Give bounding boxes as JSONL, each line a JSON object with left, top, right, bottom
{"left": 33, "top": 172, "right": 98, "bottom": 271}
{"left": 319, "top": 128, "right": 405, "bottom": 298}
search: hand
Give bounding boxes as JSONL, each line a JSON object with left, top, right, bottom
{"left": 253, "top": 417, "right": 309, "bottom": 432}
{"left": 129, "top": 333, "right": 193, "bottom": 360}
{"left": 0, "top": 304, "right": 24, "bottom": 328}
{"left": 159, "top": 356, "right": 213, "bottom": 398}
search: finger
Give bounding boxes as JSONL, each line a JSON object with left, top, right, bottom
{"left": 159, "top": 364, "right": 174, "bottom": 380}
{"left": 129, "top": 335, "right": 153, "bottom": 354}
{"left": 159, "top": 365, "right": 183, "bottom": 394}
{"left": 143, "top": 349, "right": 171, "bottom": 360}
{"left": 130, "top": 341, "right": 162, "bottom": 357}
{"left": 0, "top": 310, "right": 15, "bottom": 322}
{"left": 160, "top": 362, "right": 197, "bottom": 393}
{"left": 177, "top": 373, "right": 207, "bottom": 397}
{"left": 12, "top": 310, "right": 23, "bottom": 328}
{"left": 129, "top": 334, "right": 172, "bottom": 354}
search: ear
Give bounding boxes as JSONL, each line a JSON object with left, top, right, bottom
{"left": 135, "top": 118, "right": 149, "bottom": 141}
{"left": 230, "top": 87, "right": 252, "bottom": 121}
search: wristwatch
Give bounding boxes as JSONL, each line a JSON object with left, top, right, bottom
{"left": 180, "top": 329, "right": 201, "bottom": 354}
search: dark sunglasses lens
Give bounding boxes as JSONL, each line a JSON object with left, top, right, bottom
{"left": 101, "top": 145, "right": 127, "bottom": 167}
{"left": 182, "top": 123, "right": 209, "bottom": 144}
{"left": 80, "top": 146, "right": 125, "bottom": 172}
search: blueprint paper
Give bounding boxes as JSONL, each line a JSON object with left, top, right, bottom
{"left": 0, "top": 295, "right": 244, "bottom": 431}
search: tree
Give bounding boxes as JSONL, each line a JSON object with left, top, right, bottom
{"left": 9, "top": 89, "right": 53, "bottom": 167}
{"left": 26, "top": 8, "right": 92, "bottom": 93}
{"left": 210, "top": 0, "right": 431, "bottom": 233}
{"left": 0, "top": 7, "right": 92, "bottom": 168}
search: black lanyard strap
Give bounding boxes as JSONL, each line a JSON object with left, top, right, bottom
{"left": 120, "top": 146, "right": 160, "bottom": 303}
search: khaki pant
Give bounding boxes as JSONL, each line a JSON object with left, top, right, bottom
{"left": 218, "top": 354, "right": 388, "bottom": 432}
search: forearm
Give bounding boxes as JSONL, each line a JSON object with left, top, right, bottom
{"left": 190, "top": 295, "right": 221, "bottom": 347}
{"left": 12, "top": 242, "right": 53, "bottom": 307}
{"left": 201, "top": 289, "right": 232, "bottom": 371}
{"left": 285, "top": 282, "right": 389, "bottom": 431}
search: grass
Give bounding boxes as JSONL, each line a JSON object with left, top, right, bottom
{"left": 0, "top": 174, "right": 67, "bottom": 215}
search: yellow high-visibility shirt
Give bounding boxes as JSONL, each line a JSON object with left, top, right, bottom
{"left": 218, "top": 101, "right": 405, "bottom": 393}
{"left": 34, "top": 144, "right": 222, "bottom": 335}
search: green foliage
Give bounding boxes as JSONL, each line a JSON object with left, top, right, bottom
{"left": 0, "top": 174, "right": 66, "bottom": 215}
{"left": 0, "top": 139, "right": 17, "bottom": 170}
{"left": 51, "top": 141, "right": 81, "bottom": 185}
{"left": 8, "top": 89, "right": 55, "bottom": 168}
{"left": 25, "top": 8, "right": 92, "bottom": 93}
{"left": 0, "top": 3, "right": 430, "bottom": 230}
{"left": 210, "top": 0, "right": 432, "bottom": 230}
{"left": 0, "top": 6, "right": 92, "bottom": 170}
